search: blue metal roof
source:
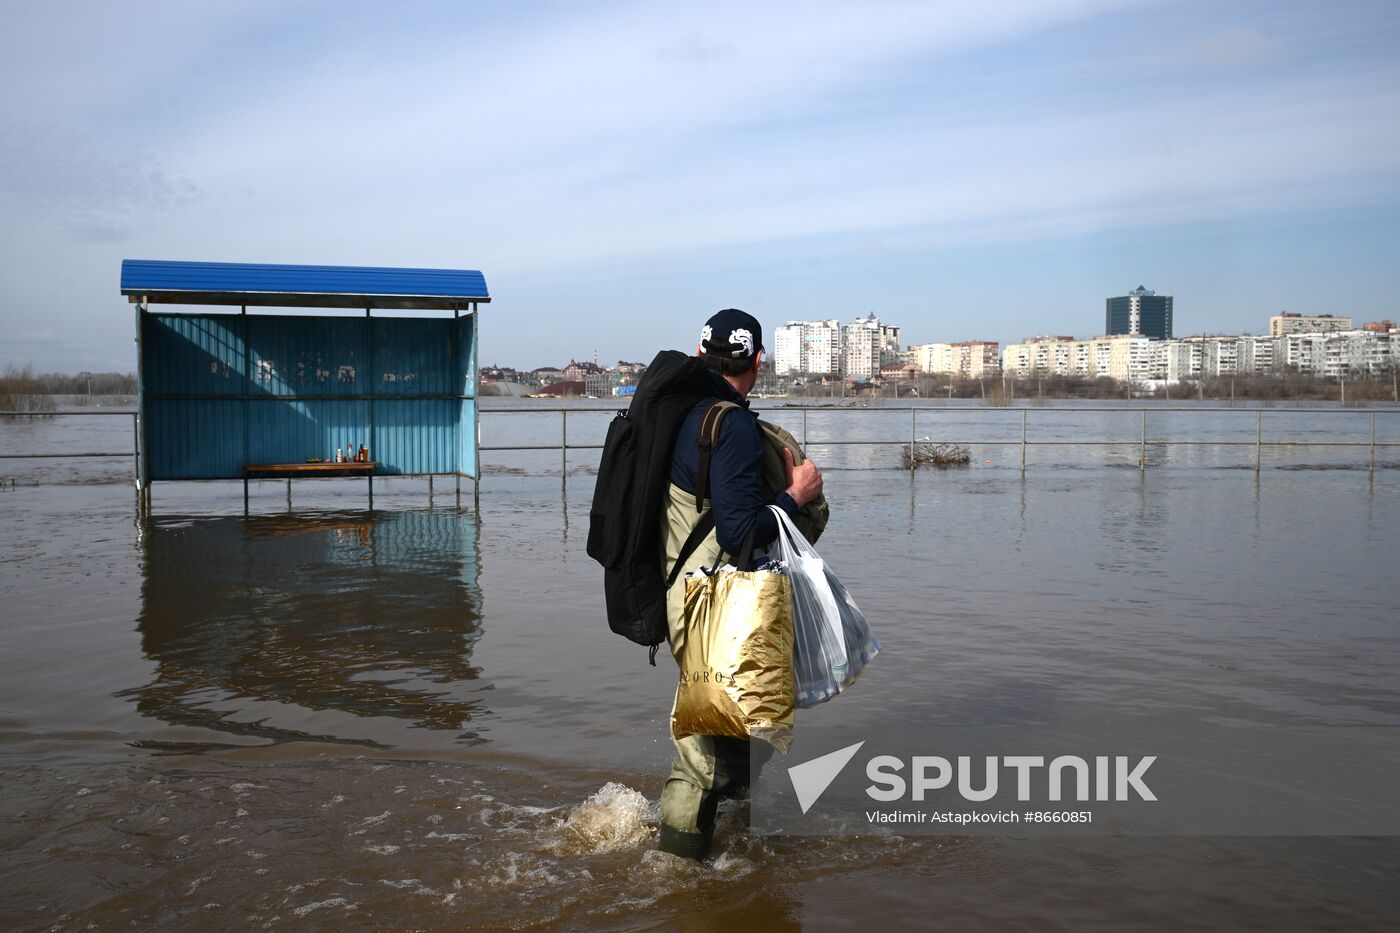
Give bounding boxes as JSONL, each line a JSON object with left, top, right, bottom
{"left": 121, "top": 259, "right": 489, "bottom": 310}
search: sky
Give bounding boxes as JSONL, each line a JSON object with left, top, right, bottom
{"left": 2, "top": 0, "right": 1399, "bottom": 372}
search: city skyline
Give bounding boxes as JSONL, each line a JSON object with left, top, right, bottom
{"left": 4, "top": 2, "right": 1399, "bottom": 373}
{"left": 489, "top": 308, "right": 1396, "bottom": 383}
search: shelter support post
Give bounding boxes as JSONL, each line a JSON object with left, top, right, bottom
{"left": 241, "top": 305, "right": 249, "bottom": 515}
{"left": 132, "top": 412, "right": 140, "bottom": 513}
{"left": 366, "top": 306, "right": 375, "bottom": 509}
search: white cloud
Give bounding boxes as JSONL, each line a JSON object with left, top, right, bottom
{"left": 3, "top": 0, "right": 1400, "bottom": 368}
{"left": 124, "top": 1, "right": 1392, "bottom": 272}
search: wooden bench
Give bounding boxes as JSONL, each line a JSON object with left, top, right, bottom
{"left": 245, "top": 461, "right": 378, "bottom": 479}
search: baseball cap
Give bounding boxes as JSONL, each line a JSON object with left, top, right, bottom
{"left": 700, "top": 308, "right": 764, "bottom": 359}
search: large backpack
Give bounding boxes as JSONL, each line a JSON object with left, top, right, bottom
{"left": 587, "top": 350, "right": 719, "bottom": 653}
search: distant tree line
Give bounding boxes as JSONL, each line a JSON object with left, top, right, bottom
{"left": 0, "top": 365, "right": 138, "bottom": 417}
{"left": 3, "top": 367, "right": 138, "bottom": 395}
{"left": 1154, "top": 371, "right": 1399, "bottom": 403}
{"left": 768, "top": 370, "right": 1400, "bottom": 404}
{"left": 0, "top": 365, "right": 57, "bottom": 415}
{"left": 778, "top": 373, "right": 1138, "bottom": 401}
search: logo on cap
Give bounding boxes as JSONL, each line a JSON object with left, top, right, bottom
{"left": 729, "top": 329, "right": 755, "bottom": 357}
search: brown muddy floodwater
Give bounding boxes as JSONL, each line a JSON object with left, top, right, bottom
{"left": 2, "top": 404, "right": 1399, "bottom": 930}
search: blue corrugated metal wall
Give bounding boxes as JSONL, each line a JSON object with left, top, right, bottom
{"left": 143, "top": 314, "right": 246, "bottom": 396}
{"left": 145, "top": 399, "right": 246, "bottom": 479}
{"left": 248, "top": 315, "right": 366, "bottom": 396}
{"left": 374, "top": 400, "right": 456, "bottom": 474}
{"left": 249, "top": 399, "right": 371, "bottom": 465}
{"left": 373, "top": 318, "right": 452, "bottom": 397}
{"left": 141, "top": 311, "right": 475, "bottom": 481}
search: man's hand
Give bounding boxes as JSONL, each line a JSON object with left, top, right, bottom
{"left": 782, "top": 447, "right": 824, "bottom": 507}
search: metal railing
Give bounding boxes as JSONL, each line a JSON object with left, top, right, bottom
{"left": 0, "top": 410, "right": 140, "bottom": 501}
{"left": 0, "top": 408, "right": 139, "bottom": 458}
{"left": 3, "top": 407, "right": 1398, "bottom": 488}
{"left": 478, "top": 405, "right": 1400, "bottom": 474}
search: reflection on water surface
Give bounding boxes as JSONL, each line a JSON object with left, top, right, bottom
{"left": 123, "top": 510, "right": 485, "bottom": 748}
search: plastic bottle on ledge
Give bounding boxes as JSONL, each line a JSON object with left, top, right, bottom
{"left": 336, "top": 447, "right": 343, "bottom": 463}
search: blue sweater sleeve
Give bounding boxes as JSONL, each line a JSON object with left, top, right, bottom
{"left": 711, "top": 411, "right": 799, "bottom": 556}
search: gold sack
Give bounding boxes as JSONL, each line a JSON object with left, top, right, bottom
{"left": 670, "top": 568, "right": 795, "bottom": 754}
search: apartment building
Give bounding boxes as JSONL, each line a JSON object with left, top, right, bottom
{"left": 1160, "top": 331, "right": 1390, "bottom": 379}
{"left": 1002, "top": 334, "right": 1161, "bottom": 380}
{"left": 1268, "top": 312, "right": 1353, "bottom": 336}
{"left": 909, "top": 341, "right": 1001, "bottom": 377}
{"left": 1298, "top": 331, "right": 1393, "bottom": 377}
{"left": 772, "top": 319, "right": 842, "bottom": 376}
{"left": 956, "top": 341, "right": 1001, "bottom": 377}
{"left": 1163, "top": 335, "right": 1243, "bottom": 380}
{"left": 879, "top": 324, "right": 903, "bottom": 366}
{"left": 910, "top": 342, "right": 954, "bottom": 374}
{"left": 843, "top": 314, "right": 883, "bottom": 380}
{"left": 1238, "top": 336, "right": 1275, "bottom": 374}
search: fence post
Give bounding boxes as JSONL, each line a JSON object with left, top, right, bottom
{"left": 561, "top": 409, "right": 568, "bottom": 477}
{"left": 802, "top": 407, "right": 808, "bottom": 447}
{"left": 1370, "top": 412, "right": 1377, "bottom": 473}
{"left": 1021, "top": 409, "right": 1027, "bottom": 473}
{"left": 1140, "top": 409, "right": 1147, "bottom": 472}
{"left": 1255, "top": 411, "right": 1263, "bottom": 473}
{"left": 909, "top": 408, "right": 916, "bottom": 471}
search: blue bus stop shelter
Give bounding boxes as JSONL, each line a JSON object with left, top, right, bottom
{"left": 121, "top": 259, "right": 489, "bottom": 514}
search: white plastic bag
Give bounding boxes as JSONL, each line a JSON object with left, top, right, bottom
{"left": 767, "top": 505, "right": 880, "bottom": 707}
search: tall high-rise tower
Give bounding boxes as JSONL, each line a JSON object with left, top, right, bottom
{"left": 1106, "top": 285, "right": 1172, "bottom": 339}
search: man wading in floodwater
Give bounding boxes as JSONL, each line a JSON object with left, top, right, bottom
{"left": 657, "top": 309, "right": 824, "bottom": 859}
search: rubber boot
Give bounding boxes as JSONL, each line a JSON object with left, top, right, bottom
{"left": 658, "top": 776, "right": 722, "bottom": 861}
{"left": 658, "top": 822, "right": 712, "bottom": 860}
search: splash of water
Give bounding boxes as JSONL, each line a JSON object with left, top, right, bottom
{"left": 551, "top": 782, "right": 656, "bottom": 855}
